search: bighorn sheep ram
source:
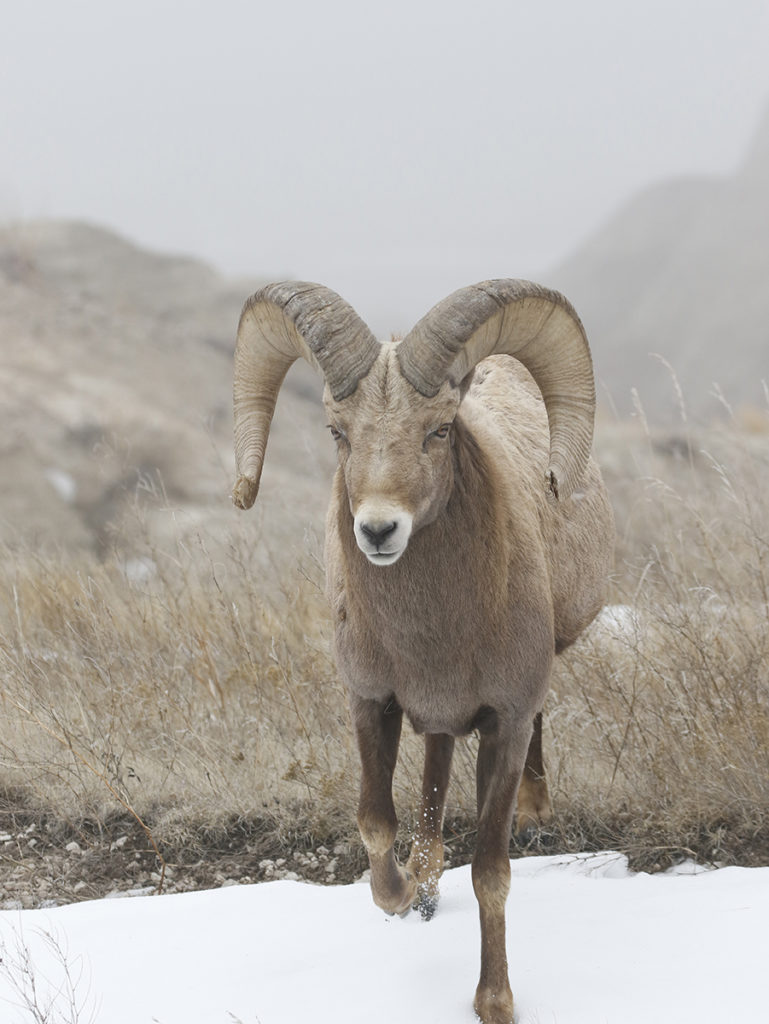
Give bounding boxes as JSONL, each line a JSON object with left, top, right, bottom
{"left": 232, "top": 279, "right": 614, "bottom": 1024}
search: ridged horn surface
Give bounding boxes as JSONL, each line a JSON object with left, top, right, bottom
{"left": 396, "top": 279, "right": 595, "bottom": 499}
{"left": 233, "top": 281, "right": 380, "bottom": 509}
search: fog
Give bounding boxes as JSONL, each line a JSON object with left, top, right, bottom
{"left": 3, "top": 0, "right": 769, "bottom": 332}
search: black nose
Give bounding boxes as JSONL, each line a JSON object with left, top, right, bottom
{"left": 360, "top": 520, "right": 397, "bottom": 548}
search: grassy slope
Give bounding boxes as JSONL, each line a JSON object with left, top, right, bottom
{"left": 1, "top": 411, "right": 767, "bottom": 882}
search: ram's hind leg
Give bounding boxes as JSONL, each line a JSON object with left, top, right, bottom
{"left": 352, "top": 695, "right": 417, "bottom": 916}
{"left": 406, "top": 733, "right": 454, "bottom": 919}
{"left": 516, "top": 711, "right": 553, "bottom": 837}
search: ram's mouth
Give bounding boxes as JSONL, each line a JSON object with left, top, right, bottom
{"left": 365, "top": 549, "right": 403, "bottom": 566}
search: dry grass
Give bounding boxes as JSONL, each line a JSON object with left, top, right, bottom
{"left": 0, "top": 529, "right": 352, "bottom": 838}
{"left": 0, "top": 409, "right": 767, "bottom": 874}
{"left": 547, "top": 405, "right": 769, "bottom": 866}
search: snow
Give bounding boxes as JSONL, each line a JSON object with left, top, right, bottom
{"left": 1, "top": 852, "right": 767, "bottom": 1024}
{"left": 43, "top": 468, "right": 77, "bottom": 503}
{"left": 591, "top": 603, "right": 641, "bottom": 638}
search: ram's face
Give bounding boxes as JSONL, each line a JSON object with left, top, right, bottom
{"left": 324, "top": 345, "right": 461, "bottom": 566}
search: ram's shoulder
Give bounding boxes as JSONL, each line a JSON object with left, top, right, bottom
{"left": 464, "top": 356, "right": 548, "bottom": 448}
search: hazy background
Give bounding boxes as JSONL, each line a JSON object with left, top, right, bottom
{"left": 1, "top": 0, "right": 768, "bottom": 560}
{"left": 3, "top": 0, "right": 769, "bottom": 331}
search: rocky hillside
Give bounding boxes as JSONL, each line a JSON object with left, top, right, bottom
{"left": 0, "top": 221, "right": 331, "bottom": 557}
{"left": 550, "top": 104, "right": 769, "bottom": 421}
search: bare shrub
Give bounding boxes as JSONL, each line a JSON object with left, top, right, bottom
{"left": 0, "top": 926, "right": 96, "bottom": 1024}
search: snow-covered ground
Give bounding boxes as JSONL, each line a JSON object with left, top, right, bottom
{"left": 1, "top": 852, "right": 766, "bottom": 1024}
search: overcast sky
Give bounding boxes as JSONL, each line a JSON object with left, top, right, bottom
{"left": 3, "top": 0, "right": 769, "bottom": 331}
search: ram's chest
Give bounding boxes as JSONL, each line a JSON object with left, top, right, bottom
{"left": 333, "top": 601, "right": 483, "bottom": 731}
{"left": 331, "top": 551, "right": 552, "bottom": 734}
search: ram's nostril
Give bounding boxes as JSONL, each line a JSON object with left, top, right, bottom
{"left": 360, "top": 521, "right": 397, "bottom": 547}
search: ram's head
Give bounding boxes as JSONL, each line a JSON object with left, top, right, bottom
{"left": 233, "top": 280, "right": 595, "bottom": 565}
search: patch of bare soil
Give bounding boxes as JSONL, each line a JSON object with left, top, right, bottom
{"left": 0, "top": 803, "right": 364, "bottom": 909}
{"left": 2, "top": 791, "right": 767, "bottom": 910}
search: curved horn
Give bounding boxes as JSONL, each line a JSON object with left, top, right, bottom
{"left": 233, "top": 281, "right": 380, "bottom": 509}
{"left": 396, "top": 279, "right": 595, "bottom": 500}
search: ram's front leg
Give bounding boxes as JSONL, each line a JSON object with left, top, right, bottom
{"left": 472, "top": 716, "right": 531, "bottom": 1024}
{"left": 352, "top": 694, "right": 416, "bottom": 916}
{"left": 406, "top": 732, "right": 454, "bottom": 919}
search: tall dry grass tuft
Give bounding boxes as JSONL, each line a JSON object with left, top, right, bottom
{"left": 0, "top": 402, "right": 767, "bottom": 872}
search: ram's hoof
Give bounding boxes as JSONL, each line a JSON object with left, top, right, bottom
{"left": 414, "top": 884, "right": 438, "bottom": 921}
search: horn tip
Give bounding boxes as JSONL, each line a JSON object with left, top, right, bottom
{"left": 232, "top": 475, "right": 260, "bottom": 510}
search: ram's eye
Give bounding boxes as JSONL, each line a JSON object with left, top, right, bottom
{"left": 433, "top": 423, "right": 452, "bottom": 439}
{"left": 328, "top": 425, "right": 345, "bottom": 443}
